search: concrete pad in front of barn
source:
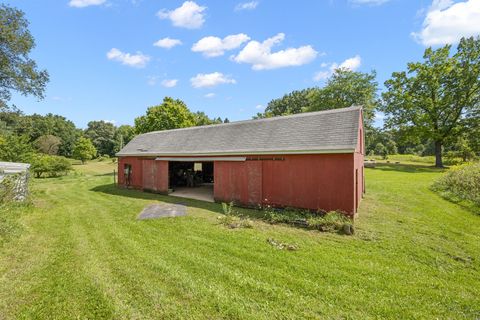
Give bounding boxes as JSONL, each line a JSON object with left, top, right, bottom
{"left": 137, "top": 203, "right": 187, "bottom": 220}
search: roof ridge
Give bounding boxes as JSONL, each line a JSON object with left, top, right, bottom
{"left": 140, "top": 105, "right": 362, "bottom": 136}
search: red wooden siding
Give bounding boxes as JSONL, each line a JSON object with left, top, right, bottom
{"left": 214, "top": 161, "right": 262, "bottom": 206}
{"left": 118, "top": 156, "right": 143, "bottom": 188}
{"left": 214, "top": 154, "right": 355, "bottom": 213}
{"left": 118, "top": 157, "right": 168, "bottom": 193}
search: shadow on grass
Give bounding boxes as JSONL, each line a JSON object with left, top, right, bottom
{"left": 90, "top": 183, "right": 353, "bottom": 234}
{"left": 90, "top": 183, "right": 225, "bottom": 215}
{"left": 369, "top": 163, "right": 447, "bottom": 174}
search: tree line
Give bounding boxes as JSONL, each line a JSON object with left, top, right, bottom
{"left": 0, "top": 98, "right": 229, "bottom": 165}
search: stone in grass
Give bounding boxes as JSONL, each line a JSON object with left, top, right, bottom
{"left": 267, "top": 238, "right": 299, "bottom": 251}
{"left": 137, "top": 203, "right": 186, "bottom": 220}
{"left": 342, "top": 223, "right": 355, "bottom": 235}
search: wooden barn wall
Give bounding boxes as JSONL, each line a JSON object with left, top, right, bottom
{"left": 118, "top": 152, "right": 361, "bottom": 214}
{"left": 214, "top": 154, "right": 355, "bottom": 214}
{"left": 118, "top": 157, "right": 168, "bottom": 193}
{"left": 214, "top": 161, "right": 262, "bottom": 206}
{"left": 118, "top": 156, "right": 143, "bottom": 188}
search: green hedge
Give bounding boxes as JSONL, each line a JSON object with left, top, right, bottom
{"left": 30, "top": 154, "right": 72, "bottom": 178}
{"left": 433, "top": 162, "right": 480, "bottom": 206}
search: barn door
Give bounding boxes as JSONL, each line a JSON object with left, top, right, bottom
{"left": 142, "top": 160, "right": 156, "bottom": 191}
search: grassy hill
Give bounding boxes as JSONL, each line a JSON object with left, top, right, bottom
{"left": 0, "top": 160, "right": 479, "bottom": 319}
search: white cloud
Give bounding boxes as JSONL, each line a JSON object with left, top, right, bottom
{"left": 349, "top": 0, "right": 390, "bottom": 5}
{"left": 235, "top": 1, "right": 259, "bottom": 11}
{"left": 313, "top": 55, "right": 362, "bottom": 81}
{"left": 192, "top": 34, "right": 250, "bottom": 57}
{"left": 153, "top": 37, "right": 182, "bottom": 49}
{"left": 204, "top": 93, "right": 216, "bottom": 98}
{"left": 255, "top": 104, "right": 265, "bottom": 109}
{"left": 338, "top": 55, "right": 361, "bottom": 70}
{"left": 104, "top": 119, "right": 116, "bottom": 124}
{"left": 313, "top": 70, "right": 331, "bottom": 81}
{"left": 161, "top": 79, "right": 178, "bottom": 88}
{"left": 190, "top": 72, "right": 236, "bottom": 88}
{"left": 157, "top": 1, "right": 206, "bottom": 29}
{"left": 68, "top": 0, "right": 106, "bottom": 7}
{"left": 107, "top": 48, "right": 150, "bottom": 68}
{"left": 232, "top": 33, "right": 318, "bottom": 70}
{"left": 412, "top": 0, "right": 480, "bottom": 46}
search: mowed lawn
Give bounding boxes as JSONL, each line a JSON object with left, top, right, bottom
{"left": 0, "top": 161, "right": 479, "bottom": 319}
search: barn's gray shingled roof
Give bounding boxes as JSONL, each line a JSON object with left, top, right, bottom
{"left": 117, "top": 105, "right": 362, "bottom": 156}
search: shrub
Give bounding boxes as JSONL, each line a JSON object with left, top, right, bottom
{"left": 219, "top": 202, "right": 253, "bottom": 229}
{"left": 219, "top": 202, "right": 354, "bottom": 234}
{"left": 30, "top": 154, "right": 72, "bottom": 178}
{"left": 306, "top": 211, "right": 354, "bottom": 234}
{"left": 432, "top": 162, "right": 480, "bottom": 206}
{"left": 98, "top": 154, "right": 110, "bottom": 162}
{"left": 263, "top": 206, "right": 354, "bottom": 234}
{"left": 221, "top": 201, "right": 234, "bottom": 215}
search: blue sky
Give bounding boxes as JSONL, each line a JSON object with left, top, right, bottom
{"left": 8, "top": 0, "right": 480, "bottom": 128}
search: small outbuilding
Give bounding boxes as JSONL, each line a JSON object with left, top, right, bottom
{"left": 116, "top": 106, "right": 365, "bottom": 214}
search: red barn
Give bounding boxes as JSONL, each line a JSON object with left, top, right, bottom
{"left": 116, "top": 106, "right": 365, "bottom": 215}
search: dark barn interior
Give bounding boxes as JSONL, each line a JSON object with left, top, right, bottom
{"left": 168, "top": 161, "right": 214, "bottom": 190}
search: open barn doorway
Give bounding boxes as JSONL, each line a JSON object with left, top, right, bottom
{"left": 168, "top": 161, "right": 214, "bottom": 202}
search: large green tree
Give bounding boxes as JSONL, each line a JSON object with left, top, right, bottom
{"left": 135, "top": 97, "right": 196, "bottom": 134}
{"left": 84, "top": 120, "right": 116, "bottom": 156}
{"left": 256, "top": 88, "right": 317, "bottom": 118}
{"left": 255, "top": 70, "right": 379, "bottom": 129}
{"left": 308, "top": 69, "right": 379, "bottom": 128}
{"left": 382, "top": 37, "right": 480, "bottom": 167}
{"left": 72, "top": 137, "right": 96, "bottom": 164}
{"left": 0, "top": 4, "right": 49, "bottom": 105}
{"left": 114, "top": 124, "right": 135, "bottom": 153}
{"left": 192, "top": 111, "right": 221, "bottom": 126}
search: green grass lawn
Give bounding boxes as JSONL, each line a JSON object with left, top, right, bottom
{"left": 0, "top": 160, "right": 479, "bottom": 319}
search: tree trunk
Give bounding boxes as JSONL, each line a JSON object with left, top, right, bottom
{"left": 435, "top": 140, "right": 443, "bottom": 168}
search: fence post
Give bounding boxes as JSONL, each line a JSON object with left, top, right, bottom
{"left": 113, "top": 169, "right": 116, "bottom": 186}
